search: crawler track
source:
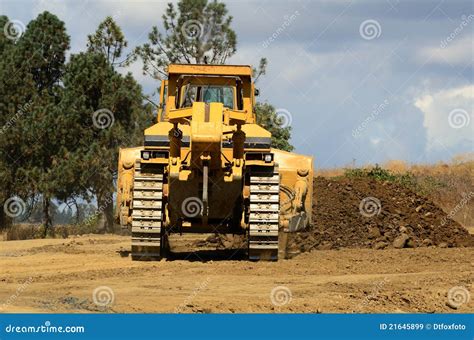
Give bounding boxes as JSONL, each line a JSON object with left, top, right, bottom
{"left": 130, "top": 162, "right": 164, "bottom": 260}
{"left": 248, "top": 169, "right": 280, "bottom": 260}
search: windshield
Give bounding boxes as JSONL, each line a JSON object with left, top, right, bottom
{"left": 181, "top": 85, "right": 234, "bottom": 109}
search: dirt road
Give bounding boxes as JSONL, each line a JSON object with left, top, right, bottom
{"left": 1, "top": 234, "right": 472, "bottom": 313}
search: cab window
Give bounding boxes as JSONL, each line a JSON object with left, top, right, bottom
{"left": 181, "top": 85, "right": 234, "bottom": 109}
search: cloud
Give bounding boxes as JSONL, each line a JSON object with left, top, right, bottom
{"left": 415, "top": 85, "right": 473, "bottom": 151}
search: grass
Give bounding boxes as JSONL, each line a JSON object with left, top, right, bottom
{"left": 3, "top": 215, "right": 128, "bottom": 241}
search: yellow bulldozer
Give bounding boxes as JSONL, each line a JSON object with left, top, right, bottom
{"left": 116, "top": 64, "right": 313, "bottom": 261}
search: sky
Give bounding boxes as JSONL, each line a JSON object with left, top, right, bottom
{"left": 1, "top": 0, "right": 473, "bottom": 169}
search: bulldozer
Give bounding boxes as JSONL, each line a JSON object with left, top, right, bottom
{"left": 115, "top": 64, "right": 313, "bottom": 261}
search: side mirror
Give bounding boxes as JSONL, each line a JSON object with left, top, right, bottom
{"left": 254, "top": 88, "right": 260, "bottom": 96}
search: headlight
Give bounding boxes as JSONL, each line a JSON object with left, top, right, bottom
{"left": 142, "top": 151, "right": 150, "bottom": 160}
{"left": 264, "top": 154, "right": 273, "bottom": 163}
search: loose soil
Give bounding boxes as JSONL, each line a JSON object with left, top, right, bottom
{"left": 288, "top": 177, "right": 473, "bottom": 253}
{"left": 0, "top": 235, "right": 472, "bottom": 313}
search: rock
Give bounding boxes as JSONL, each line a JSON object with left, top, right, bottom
{"left": 422, "top": 238, "right": 433, "bottom": 246}
{"left": 374, "top": 241, "right": 387, "bottom": 250}
{"left": 415, "top": 205, "right": 423, "bottom": 212}
{"left": 368, "top": 227, "right": 381, "bottom": 239}
{"left": 424, "top": 212, "right": 432, "bottom": 217}
{"left": 438, "top": 242, "right": 448, "bottom": 248}
{"left": 393, "top": 234, "right": 410, "bottom": 249}
{"left": 318, "top": 242, "right": 333, "bottom": 250}
{"left": 406, "top": 238, "right": 415, "bottom": 248}
{"left": 399, "top": 225, "right": 408, "bottom": 234}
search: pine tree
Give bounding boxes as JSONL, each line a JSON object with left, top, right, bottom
{"left": 61, "top": 50, "right": 149, "bottom": 232}
{"left": 135, "top": 0, "right": 237, "bottom": 79}
{"left": 12, "top": 11, "right": 70, "bottom": 234}
{"left": 0, "top": 15, "right": 37, "bottom": 229}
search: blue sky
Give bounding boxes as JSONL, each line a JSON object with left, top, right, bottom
{"left": 1, "top": 0, "right": 473, "bottom": 169}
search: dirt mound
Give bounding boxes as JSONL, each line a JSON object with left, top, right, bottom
{"left": 289, "top": 177, "right": 473, "bottom": 252}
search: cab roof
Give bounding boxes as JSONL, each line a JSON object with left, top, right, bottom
{"left": 167, "top": 64, "right": 253, "bottom": 77}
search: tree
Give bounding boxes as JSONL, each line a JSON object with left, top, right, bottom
{"left": 135, "top": 0, "right": 237, "bottom": 79}
{"left": 0, "top": 15, "right": 29, "bottom": 229}
{"left": 87, "top": 16, "right": 127, "bottom": 66}
{"left": 12, "top": 11, "right": 70, "bottom": 234}
{"left": 58, "top": 17, "right": 153, "bottom": 232}
{"left": 255, "top": 102, "right": 294, "bottom": 152}
{"left": 61, "top": 50, "right": 149, "bottom": 232}
{"left": 0, "top": 15, "right": 16, "bottom": 229}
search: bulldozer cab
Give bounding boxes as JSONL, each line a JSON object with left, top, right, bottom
{"left": 161, "top": 64, "right": 255, "bottom": 124}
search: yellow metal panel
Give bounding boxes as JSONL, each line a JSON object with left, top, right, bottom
{"left": 209, "top": 102, "right": 223, "bottom": 122}
{"left": 191, "top": 102, "right": 223, "bottom": 144}
{"left": 168, "top": 64, "right": 252, "bottom": 77}
{"left": 241, "top": 123, "right": 271, "bottom": 138}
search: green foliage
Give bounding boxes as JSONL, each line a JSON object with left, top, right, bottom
{"left": 343, "top": 164, "right": 446, "bottom": 196}
{"left": 255, "top": 102, "right": 294, "bottom": 152}
{"left": 253, "top": 57, "right": 267, "bottom": 82}
{"left": 344, "top": 165, "right": 409, "bottom": 182}
{"left": 17, "top": 12, "right": 70, "bottom": 93}
{"left": 87, "top": 16, "right": 127, "bottom": 66}
{"left": 61, "top": 50, "right": 150, "bottom": 231}
{"left": 0, "top": 12, "right": 151, "bottom": 232}
{"left": 0, "top": 12, "right": 70, "bottom": 231}
{"left": 0, "top": 15, "right": 30, "bottom": 208}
